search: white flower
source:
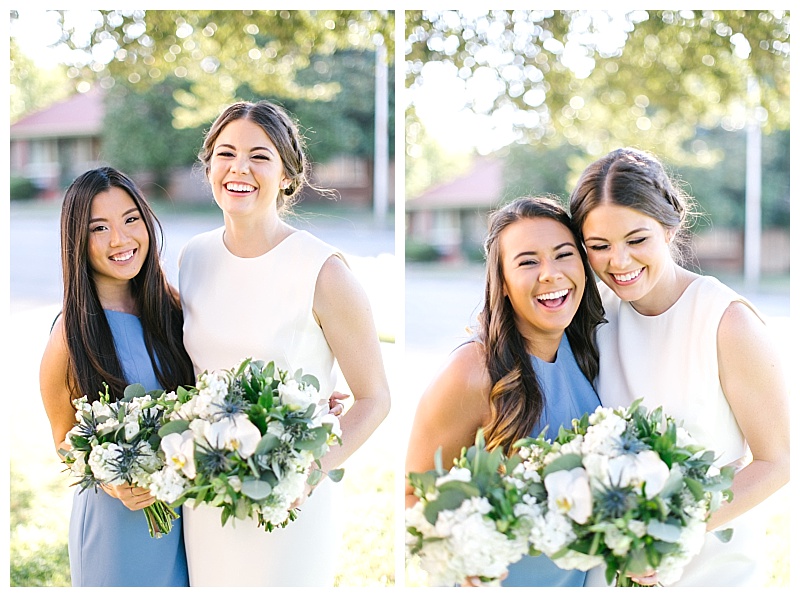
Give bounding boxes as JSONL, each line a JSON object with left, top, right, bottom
{"left": 608, "top": 450, "right": 670, "bottom": 499}
{"left": 278, "top": 379, "right": 319, "bottom": 411}
{"left": 161, "top": 430, "right": 196, "bottom": 479}
{"left": 320, "top": 412, "right": 341, "bottom": 439}
{"left": 149, "top": 466, "right": 188, "bottom": 503}
{"left": 436, "top": 466, "right": 471, "bottom": 486}
{"left": 205, "top": 414, "right": 261, "bottom": 458}
{"left": 583, "top": 409, "right": 627, "bottom": 456}
{"left": 552, "top": 549, "right": 604, "bottom": 572}
{"left": 266, "top": 420, "right": 287, "bottom": 440}
{"left": 528, "top": 508, "right": 576, "bottom": 555}
{"left": 124, "top": 420, "right": 140, "bottom": 440}
{"left": 603, "top": 525, "right": 633, "bottom": 556}
{"left": 88, "top": 444, "right": 123, "bottom": 484}
{"left": 544, "top": 468, "right": 593, "bottom": 524}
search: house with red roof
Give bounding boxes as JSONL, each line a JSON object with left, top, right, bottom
{"left": 9, "top": 88, "right": 394, "bottom": 208}
{"left": 405, "top": 157, "right": 506, "bottom": 261}
{"left": 10, "top": 88, "right": 105, "bottom": 199}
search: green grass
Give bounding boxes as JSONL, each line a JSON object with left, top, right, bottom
{"left": 9, "top": 447, "right": 395, "bottom": 587}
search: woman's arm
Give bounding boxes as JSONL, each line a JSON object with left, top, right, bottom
{"left": 710, "top": 301, "right": 790, "bottom": 530}
{"left": 39, "top": 316, "right": 77, "bottom": 457}
{"left": 39, "top": 317, "right": 157, "bottom": 512}
{"left": 312, "top": 255, "right": 391, "bottom": 472}
{"left": 404, "top": 341, "right": 492, "bottom": 508}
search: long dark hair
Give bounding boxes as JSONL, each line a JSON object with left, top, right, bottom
{"left": 60, "top": 166, "right": 194, "bottom": 401}
{"left": 477, "top": 196, "right": 605, "bottom": 454}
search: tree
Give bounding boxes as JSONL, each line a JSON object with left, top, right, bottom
{"left": 406, "top": 10, "right": 789, "bottom": 163}
{"left": 9, "top": 37, "right": 73, "bottom": 123}
{"left": 100, "top": 78, "right": 205, "bottom": 188}
{"left": 45, "top": 9, "right": 394, "bottom": 128}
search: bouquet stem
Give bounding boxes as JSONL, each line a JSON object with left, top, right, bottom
{"left": 144, "top": 500, "right": 179, "bottom": 538}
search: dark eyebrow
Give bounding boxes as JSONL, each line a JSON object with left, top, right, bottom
{"left": 584, "top": 227, "right": 650, "bottom": 243}
{"left": 216, "top": 143, "right": 275, "bottom": 156}
{"left": 89, "top": 206, "right": 140, "bottom": 224}
{"left": 512, "top": 242, "right": 576, "bottom": 260}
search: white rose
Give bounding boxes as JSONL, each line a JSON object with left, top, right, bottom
{"left": 278, "top": 379, "right": 319, "bottom": 411}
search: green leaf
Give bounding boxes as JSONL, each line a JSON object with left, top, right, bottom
{"left": 158, "top": 419, "right": 190, "bottom": 438}
{"left": 646, "top": 520, "right": 681, "bottom": 542}
{"left": 294, "top": 427, "right": 328, "bottom": 451}
{"left": 308, "top": 468, "right": 324, "bottom": 487}
{"left": 422, "top": 487, "right": 471, "bottom": 525}
{"left": 713, "top": 528, "right": 734, "bottom": 543}
{"left": 433, "top": 447, "right": 444, "bottom": 475}
{"left": 255, "top": 433, "right": 281, "bottom": 455}
{"left": 542, "top": 453, "right": 583, "bottom": 476}
{"left": 124, "top": 383, "right": 147, "bottom": 399}
{"left": 327, "top": 468, "right": 344, "bottom": 483}
{"left": 300, "top": 373, "right": 320, "bottom": 392}
{"left": 241, "top": 478, "right": 273, "bottom": 500}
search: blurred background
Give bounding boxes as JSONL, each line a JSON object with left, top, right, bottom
{"left": 402, "top": 9, "right": 790, "bottom": 587}
{"left": 8, "top": 9, "right": 397, "bottom": 587}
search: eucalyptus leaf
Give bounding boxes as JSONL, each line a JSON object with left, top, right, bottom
{"left": 241, "top": 478, "right": 273, "bottom": 500}
{"left": 647, "top": 520, "right": 681, "bottom": 542}
{"left": 158, "top": 419, "right": 190, "bottom": 438}
{"left": 255, "top": 433, "right": 281, "bottom": 455}
{"left": 308, "top": 468, "right": 324, "bottom": 486}
{"left": 294, "top": 427, "right": 328, "bottom": 450}
{"left": 423, "top": 487, "right": 471, "bottom": 525}
{"left": 542, "top": 453, "right": 583, "bottom": 477}
{"left": 713, "top": 528, "right": 734, "bottom": 543}
{"left": 300, "top": 373, "right": 320, "bottom": 392}
{"left": 124, "top": 383, "right": 147, "bottom": 399}
{"left": 327, "top": 468, "right": 344, "bottom": 483}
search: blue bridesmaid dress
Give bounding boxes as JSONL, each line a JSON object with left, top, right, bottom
{"left": 502, "top": 334, "right": 601, "bottom": 587}
{"left": 68, "top": 311, "right": 189, "bottom": 586}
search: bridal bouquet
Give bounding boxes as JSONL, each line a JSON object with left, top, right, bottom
{"left": 406, "top": 430, "right": 532, "bottom": 587}
{"left": 64, "top": 383, "right": 178, "bottom": 538}
{"left": 509, "top": 400, "right": 735, "bottom": 586}
{"left": 150, "top": 358, "right": 343, "bottom": 531}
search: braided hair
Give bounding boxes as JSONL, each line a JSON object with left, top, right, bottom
{"left": 569, "top": 147, "right": 697, "bottom": 264}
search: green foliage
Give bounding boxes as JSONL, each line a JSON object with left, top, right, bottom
{"left": 274, "top": 49, "right": 396, "bottom": 162}
{"left": 101, "top": 79, "right": 205, "bottom": 186}
{"left": 406, "top": 10, "right": 789, "bottom": 162}
{"left": 48, "top": 9, "right": 394, "bottom": 128}
{"left": 10, "top": 176, "right": 40, "bottom": 200}
{"left": 404, "top": 238, "right": 442, "bottom": 262}
{"left": 9, "top": 36, "right": 73, "bottom": 123}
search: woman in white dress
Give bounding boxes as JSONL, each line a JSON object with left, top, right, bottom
{"left": 178, "top": 100, "right": 391, "bottom": 586}
{"left": 569, "top": 147, "right": 789, "bottom": 586}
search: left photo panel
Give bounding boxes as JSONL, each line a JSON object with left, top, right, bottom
{"left": 9, "top": 9, "right": 398, "bottom": 588}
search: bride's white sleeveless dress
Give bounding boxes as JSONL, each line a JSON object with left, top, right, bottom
{"left": 586, "top": 276, "right": 767, "bottom": 586}
{"left": 179, "top": 227, "right": 343, "bottom": 586}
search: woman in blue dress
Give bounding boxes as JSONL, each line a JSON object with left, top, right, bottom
{"left": 39, "top": 167, "right": 195, "bottom": 586}
{"left": 405, "top": 196, "right": 605, "bottom": 586}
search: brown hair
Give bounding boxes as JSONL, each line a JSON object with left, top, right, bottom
{"left": 478, "top": 196, "right": 604, "bottom": 454}
{"left": 198, "top": 100, "right": 310, "bottom": 213}
{"left": 60, "top": 166, "right": 194, "bottom": 401}
{"left": 569, "top": 147, "right": 696, "bottom": 263}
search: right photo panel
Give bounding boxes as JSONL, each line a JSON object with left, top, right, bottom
{"left": 402, "top": 9, "right": 790, "bottom": 588}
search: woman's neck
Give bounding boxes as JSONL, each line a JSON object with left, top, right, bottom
{"left": 222, "top": 211, "right": 294, "bottom": 258}
{"left": 630, "top": 263, "right": 698, "bottom": 316}
{"left": 524, "top": 331, "right": 563, "bottom": 363}
{"left": 95, "top": 279, "right": 137, "bottom": 315}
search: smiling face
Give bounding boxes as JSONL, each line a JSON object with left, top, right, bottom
{"left": 207, "top": 118, "right": 291, "bottom": 221}
{"left": 581, "top": 202, "right": 675, "bottom": 308}
{"left": 499, "top": 217, "right": 586, "bottom": 357}
{"left": 87, "top": 186, "right": 149, "bottom": 290}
